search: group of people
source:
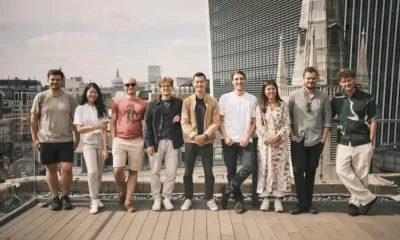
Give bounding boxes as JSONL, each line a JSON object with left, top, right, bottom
{"left": 30, "top": 66, "right": 377, "bottom": 217}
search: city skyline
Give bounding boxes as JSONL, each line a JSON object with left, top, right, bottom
{"left": 0, "top": 0, "right": 211, "bottom": 87}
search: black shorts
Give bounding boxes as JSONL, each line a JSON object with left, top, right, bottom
{"left": 39, "top": 142, "right": 74, "bottom": 165}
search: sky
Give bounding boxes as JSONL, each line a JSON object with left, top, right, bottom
{"left": 0, "top": 0, "right": 210, "bottom": 87}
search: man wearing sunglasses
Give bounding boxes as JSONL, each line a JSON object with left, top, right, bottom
{"left": 287, "top": 67, "right": 331, "bottom": 215}
{"left": 144, "top": 77, "right": 184, "bottom": 211}
{"left": 111, "top": 77, "right": 147, "bottom": 213}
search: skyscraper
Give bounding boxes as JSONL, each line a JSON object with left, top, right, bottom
{"left": 148, "top": 65, "right": 162, "bottom": 85}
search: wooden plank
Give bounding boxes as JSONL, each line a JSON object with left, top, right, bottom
{"left": 241, "top": 210, "right": 263, "bottom": 240}
{"left": 165, "top": 209, "right": 183, "bottom": 240}
{"left": 251, "top": 211, "right": 277, "bottom": 240}
{"left": 356, "top": 222, "right": 386, "bottom": 240}
{"left": 94, "top": 205, "right": 126, "bottom": 240}
{"left": 137, "top": 205, "right": 161, "bottom": 240}
{"left": 270, "top": 223, "right": 291, "bottom": 240}
{"left": 318, "top": 222, "right": 347, "bottom": 240}
{"left": 193, "top": 204, "right": 207, "bottom": 240}
{"left": 179, "top": 208, "right": 195, "bottom": 240}
{"left": 122, "top": 203, "right": 151, "bottom": 240}
{"left": 10, "top": 209, "right": 55, "bottom": 240}
{"left": 0, "top": 205, "right": 42, "bottom": 234}
{"left": 65, "top": 208, "right": 102, "bottom": 240}
{"left": 276, "top": 214, "right": 299, "bottom": 233}
{"left": 108, "top": 203, "right": 143, "bottom": 240}
{"left": 22, "top": 210, "right": 69, "bottom": 240}
{"left": 228, "top": 210, "right": 249, "bottom": 240}
{"left": 79, "top": 204, "right": 119, "bottom": 240}
{"left": 52, "top": 207, "right": 90, "bottom": 240}
{"left": 0, "top": 207, "right": 48, "bottom": 239}
{"left": 322, "top": 213, "right": 359, "bottom": 240}
{"left": 151, "top": 210, "right": 172, "bottom": 240}
{"left": 333, "top": 213, "right": 374, "bottom": 240}
{"left": 218, "top": 209, "right": 235, "bottom": 240}
{"left": 304, "top": 217, "right": 332, "bottom": 240}
{"left": 206, "top": 209, "right": 221, "bottom": 240}
{"left": 264, "top": 211, "right": 280, "bottom": 224}
{"left": 36, "top": 207, "right": 83, "bottom": 240}
{"left": 288, "top": 232, "right": 306, "bottom": 240}
{"left": 355, "top": 214, "right": 398, "bottom": 240}
{"left": 290, "top": 215, "right": 318, "bottom": 240}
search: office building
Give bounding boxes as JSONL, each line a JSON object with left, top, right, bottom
{"left": 148, "top": 65, "right": 162, "bottom": 85}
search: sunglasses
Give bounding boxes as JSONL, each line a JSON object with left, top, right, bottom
{"left": 306, "top": 100, "right": 312, "bottom": 112}
{"left": 124, "top": 83, "right": 137, "bottom": 88}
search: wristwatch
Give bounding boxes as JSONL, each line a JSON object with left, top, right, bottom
{"left": 103, "top": 145, "right": 109, "bottom": 150}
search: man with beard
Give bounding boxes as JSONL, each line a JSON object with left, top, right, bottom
{"left": 219, "top": 70, "right": 257, "bottom": 214}
{"left": 331, "top": 69, "right": 377, "bottom": 216}
{"left": 30, "top": 69, "right": 79, "bottom": 210}
{"left": 111, "top": 77, "right": 147, "bottom": 213}
{"left": 288, "top": 67, "right": 331, "bottom": 215}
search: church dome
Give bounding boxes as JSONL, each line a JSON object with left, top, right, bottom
{"left": 111, "top": 69, "right": 124, "bottom": 87}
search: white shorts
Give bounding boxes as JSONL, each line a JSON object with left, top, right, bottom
{"left": 112, "top": 137, "right": 144, "bottom": 171}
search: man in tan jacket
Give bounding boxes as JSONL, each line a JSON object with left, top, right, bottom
{"left": 181, "top": 72, "right": 219, "bottom": 211}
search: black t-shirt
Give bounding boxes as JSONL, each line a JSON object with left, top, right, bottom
{"left": 159, "top": 99, "right": 172, "bottom": 140}
{"left": 195, "top": 97, "right": 206, "bottom": 135}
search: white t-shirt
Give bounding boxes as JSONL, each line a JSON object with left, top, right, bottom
{"left": 73, "top": 104, "right": 109, "bottom": 142}
{"left": 219, "top": 92, "right": 258, "bottom": 142}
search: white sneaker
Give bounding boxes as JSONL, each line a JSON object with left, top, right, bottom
{"left": 97, "top": 199, "right": 104, "bottom": 208}
{"left": 274, "top": 199, "right": 283, "bottom": 213}
{"left": 163, "top": 198, "right": 174, "bottom": 211}
{"left": 260, "top": 198, "right": 270, "bottom": 211}
{"left": 181, "top": 199, "right": 192, "bottom": 211}
{"left": 207, "top": 199, "right": 218, "bottom": 211}
{"left": 90, "top": 200, "right": 99, "bottom": 214}
{"left": 152, "top": 198, "right": 162, "bottom": 211}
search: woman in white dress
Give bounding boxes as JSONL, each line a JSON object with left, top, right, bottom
{"left": 256, "top": 80, "right": 291, "bottom": 212}
{"left": 74, "top": 83, "right": 109, "bottom": 214}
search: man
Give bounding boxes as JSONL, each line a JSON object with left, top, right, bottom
{"left": 30, "top": 69, "right": 79, "bottom": 210}
{"left": 331, "top": 69, "right": 378, "bottom": 216}
{"left": 181, "top": 72, "right": 219, "bottom": 211}
{"left": 111, "top": 77, "right": 147, "bottom": 213}
{"left": 288, "top": 66, "right": 331, "bottom": 215}
{"left": 145, "top": 77, "right": 184, "bottom": 211}
{"left": 219, "top": 70, "right": 257, "bottom": 214}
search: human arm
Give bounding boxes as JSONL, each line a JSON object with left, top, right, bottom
{"left": 219, "top": 115, "right": 234, "bottom": 146}
{"left": 144, "top": 101, "right": 155, "bottom": 156}
{"left": 287, "top": 93, "right": 297, "bottom": 141}
{"left": 102, "top": 127, "right": 109, "bottom": 160}
{"left": 181, "top": 98, "right": 197, "bottom": 140}
{"left": 173, "top": 98, "right": 182, "bottom": 124}
{"left": 30, "top": 114, "right": 40, "bottom": 150}
{"left": 110, "top": 102, "right": 118, "bottom": 141}
{"left": 367, "top": 97, "right": 378, "bottom": 144}
{"left": 321, "top": 95, "right": 332, "bottom": 143}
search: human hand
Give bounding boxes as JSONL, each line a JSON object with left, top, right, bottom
{"left": 33, "top": 139, "right": 40, "bottom": 150}
{"left": 172, "top": 115, "right": 180, "bottom": 124}
{"left": 102, "top": 149, "right": 109, "bottom": 161}
{"left": 224, "top": 136, "right": 234, "bottom": 146}
{"left": 194, "top": 134, "right": 207, "bottom": 146}
{"left": 147, "top": 146, "right": 154, "bottom": 156}
{"left": 97, "top": 123, "right": 108, "bottom": 131}
{"left": 268, "top": 135, "right": 279, "bottom": 144}
{"left": 239, "top": 137, "right": 250, "bottom": 147}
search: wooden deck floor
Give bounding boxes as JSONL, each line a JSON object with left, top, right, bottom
{"left": 1, "top": 200, "right": 400, "bottom": 240}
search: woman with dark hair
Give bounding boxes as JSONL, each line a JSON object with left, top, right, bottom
{"left": 256, "top": 80, "right": 291, "bottom": 212}
{"left": 73, "top": 83, "right": 109, "bottom": 214}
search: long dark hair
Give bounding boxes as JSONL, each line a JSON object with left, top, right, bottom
{"left": 80, "top": 83, "right": 109, "bottom": 119}
{"left": 259, "top": 80, "right": 283, "bottom": 113}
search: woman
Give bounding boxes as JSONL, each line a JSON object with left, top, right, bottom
{"left": 256, "top": 80, "right": 291, "bottom": 212}
{"left": 74, "top": 83, "right": 109, "bottom": 214}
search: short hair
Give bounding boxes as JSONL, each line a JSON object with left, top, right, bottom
{"left": 158, "top": 77, "right": 174, "bottom": 87}
{"left": 231, "top": 70, "right": 246, "bottom": 80}
{"left": 337, "top": 68, "right": 356, "bottom": 81}
{"left": 193, "top": 72, "right": 207, "bottom": 80}
{"left": 47, "top": 69, "right": 65, "bottom": 80}
{"left": 302, "top": 67, "right": 319, "bottom": 77}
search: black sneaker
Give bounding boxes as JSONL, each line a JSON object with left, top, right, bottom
{"left": 49, "top": 196, "right": 62, "bottom": 211}
{"left": 359, "top": 197, "right": 377, "bottom": 215}
{"left": 348, "top": 204, "right": 359, "bottom": 216}
{"left": 61, "top": 195, "right": 73, "bottom": 210}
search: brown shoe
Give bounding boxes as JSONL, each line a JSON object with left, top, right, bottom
{"left": 234, "top": 202, "right": 244, "bottom": 214}
{"left": 124, "top": 203, "right": 136, "bottom": 213}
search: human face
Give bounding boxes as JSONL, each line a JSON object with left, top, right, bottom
{"left": 232, "top": 73, "right": 245, "bottom": 91}
{"left": 160, "top": 82, "right": 173, "bottom": 96}
{"left": 192, "top": 76, "right": 206, "bottom": 93}
{"left": 339, "top": 77, "right": 355, "bottom": 92}
{"left": 86, "top": 87, "right": 98, "bottom": 103}
{"left": 264, "top": 84, "right": 277, "bottom": 101}
{"left": 124, "top": 78, "right": 137, "bottom": 96}
{"left": 48, "top": 74, "right": 62, "bottom": 90}
{"left": 303, "top": 72, "right": 318, "bottom": 90}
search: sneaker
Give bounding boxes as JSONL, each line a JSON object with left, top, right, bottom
{"left": 163, "top": 198, "right": 174, "bottom": 211}
{"left": 48, "top": 196, "right": 62, "bottom": 211}
{"left": 61, "top": 195, "right": 72, "bottom": 210}
{"left": 152, "top": 198, "right": 162, "bottom": 211}
{"left": 97, "top": 199, "right": 104, "bottom": 208}
{"left": 207, "top": 199, "right": 218, "bottom": 211}
{"left": 90, "top": 200, "right": 99, "bottom": 214}
{"left": 274, "top": 199, "right": 283, "bottom": 213}
{"left": 348, "top": 204, "right": 359, "bottom": 216}
{"left": 359, "top": 197, "right": 378, "bottom": 215}
{"left": 181, "top": 199, "right": 192, "bottom": 211}
{"left": 260, "top": 198, "right": 270, "bottom": 211}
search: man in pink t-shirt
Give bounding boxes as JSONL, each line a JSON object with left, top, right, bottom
{"left": 111, "top": 77, "right": 147, "bottom": 213}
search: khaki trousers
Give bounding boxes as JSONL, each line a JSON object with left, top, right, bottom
{"left": 82, "top": 134, "right": 104, "bottom": 199}
{"left": 336, "top": 143, "right": 375, "bottom": 206}
{"left": 149, "top": 139, "right": 179, "bottom": 199}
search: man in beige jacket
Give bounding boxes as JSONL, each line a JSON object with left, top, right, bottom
{"left": 181, "top": 72, "right": 219, "bottom": 211}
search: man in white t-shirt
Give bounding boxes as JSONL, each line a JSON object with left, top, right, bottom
{"left": 219, "top": 70, "right": 258, "bottom": 214}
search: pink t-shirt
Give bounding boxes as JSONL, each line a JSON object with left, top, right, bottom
{"left": 112, "top": 97, "right": 147, "bottom": 140}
